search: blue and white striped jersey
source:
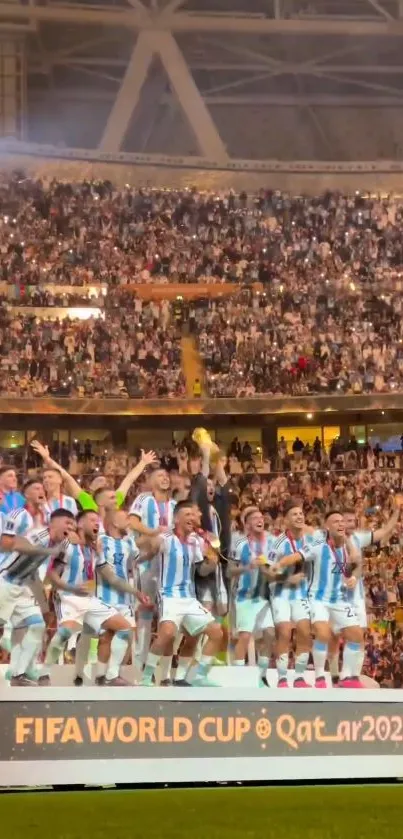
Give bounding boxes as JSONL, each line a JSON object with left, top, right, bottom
{"left": 269, "top": 531, "right": 318, "bottom": 601}
{"left": 307, "top": 540, "right": 353, "bottom": 604}
{"left": 0, "top": 526, "right": 53, "bottom": 584}
{"left": 159, "top": 532, "right": 204, "bottom": 599}
{"left": 55, "top": 541, "right": 104, "bottom": 589}
{"left": 3, "top": 507, "right": 34, "bottom": 537}
{"left": 45, "top": 494, "right": 78, "bottom": 518}
{"left": 97, "top": 533, "right": 139, "bottom": 607}
{"left": 231, "top": 531, "right": 274, "bottom": 602}
{"left": 129, "top": 493, "right": 176, "bottom": 531}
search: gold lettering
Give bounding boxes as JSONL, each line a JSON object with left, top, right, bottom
{"left": 116, "top": 717, "right": 138, "bottom": 743}
{"left": 235, "top": 718, "right": 251, "bottom": 742}
{"left": 138, "top": 717, "right": 156, "bottom": 743}
{"left": 199, "top": 717, "right": 216, "bottom": 742}
{"left": 216, "top": 717, "right": 234, "bottom": 743}
{"left": 60, "top": 717, "right": 83, "bottom": 744}
{"left": 15, "top": 717, "right": 34, "bottom": 745}
{"left": 173, "top": 717, "right": 192, "bottom": 743}
{"left": 158, "top": 717, "right": 172, "bottom": 743}
{"left": 313, "top": 716, "right": 342, "bottom": 743}
{"left": 276, "top": 714, "right": 298, "bottom": 750}
{"left": 47, "top": 718, "right": 64, "bottom": 744}
{"left": 35, "top": 718, "right": 44, "bottom": 744}
{"left": 337, "top": 720, "right": 352, "bottom": 741}
{"left": 296, "top": 720, "right": 312, "bottom": 744}
{"left": 87, "top": 717, "right": 117, "bottom": 743}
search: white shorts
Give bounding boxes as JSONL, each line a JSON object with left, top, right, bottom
{"left": 271, "top": 596, "right": 311, "bottom": 626}
{"left": 0, "top": 578, "right": 43, "bottom": 628}
{"left": 159, "top": 596, "right": 214, "bottom": 636}
{"left": 137, "top": 560, "right": 159, "bottom": 604}
{"left": 55, "top": 593, "right": 118, "bottom": 634}
{"left": 114, "top": 603, "right": 136, "bottom": 629}
{"left": 234, "top": 598, "right": 274, "bottom": 635}
{"left": 310, "top": 599, "right": 359, "bottom": 632}
{"left": 354, "top": 601, "right": 367, "bottom": 629}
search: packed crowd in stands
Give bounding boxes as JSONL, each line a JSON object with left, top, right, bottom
{"left": 0, "top": 302, "right": 185, "bottom": 398}
{"left": 1, "top": 174, "right": 403, "bottom": 290}
{"left": 195, "top": 285, "right": 403, "bottom": 397}
{"left": 2, "top": 173, "right": 403, "bottom": 396}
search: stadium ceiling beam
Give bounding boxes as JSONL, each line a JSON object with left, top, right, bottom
{"left": 30, "top": 89, "right": 403, "bottom": 106}
{"left": 1, "top": 4, "right": 403, "bottom": 34}
{"left": 99, "top": 30, "right": 228, "bottom": 160}
{"left": 365, "top": 0, "right": 393, "bottom": 19}
{"left": 201, "top": 93, "right": 403, "bottom": 105}
{"left": 43, "top": 57, "right": 403, "bottom": 75}
{"left": 99, "top": 32, "right": 154, "bottom": 151}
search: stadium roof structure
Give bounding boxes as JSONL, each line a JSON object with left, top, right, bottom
{"left": 3, "top": 0, "right": 403, "bottom": 163}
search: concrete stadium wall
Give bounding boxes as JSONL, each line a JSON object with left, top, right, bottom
{"left": 4, "top": 153, "right": 403, "bottom": 193}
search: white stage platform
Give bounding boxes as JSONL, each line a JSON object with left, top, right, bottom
{"left": 0, "top": 665, "right": 398, "bottom": 787}
{"left": 0, "top": 663, "right": 380, "bottom": 689}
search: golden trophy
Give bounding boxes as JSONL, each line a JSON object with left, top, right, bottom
{"left": 192, "top": 427, "right": 221, "bottom": 465}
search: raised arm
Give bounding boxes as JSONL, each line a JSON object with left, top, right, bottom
{"left": 117, "top": 450, "right": 158, "bottom": 501}
{"left": 373, "top": 502, "right": 401, "bottom": 544}
{"left": 30, "top": 440, "right": 83, "bottom": 500}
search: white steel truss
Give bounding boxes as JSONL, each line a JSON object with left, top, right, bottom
{"left": 99, "top": 30, "right": 228, "bottom": 158}
{"left": 4, "top": 0, "right": 403, "bottom": 163}
{"left": 0, "top": 3, "right": 403, "bottom": 35}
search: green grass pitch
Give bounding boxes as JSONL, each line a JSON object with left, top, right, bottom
{"left": 1, "top": 785, "right": 402, "bottom": 839}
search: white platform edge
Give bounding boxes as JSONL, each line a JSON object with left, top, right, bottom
{"left": 0, "top": 686, "right": 401, "bottom": 702}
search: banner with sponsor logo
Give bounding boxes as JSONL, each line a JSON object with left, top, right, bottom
{"left": 1, "top": 694, "right": 403, "bottom": 785}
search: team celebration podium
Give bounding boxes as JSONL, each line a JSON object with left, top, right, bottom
{"left": 1, "top": 665, "right": 402, "bottom": 789}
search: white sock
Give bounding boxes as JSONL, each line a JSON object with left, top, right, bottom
{"left": 16, "top": 625, "right": 44, "bottom": 676}
{"left": 294, "top": 651, "right": 309, "bottom": 679}
{"left": 258, "top": 655, "right": 269, "bottom": 677}
{"left": 312, "top": 641, "right": 327, "bottom": 679}
{"left": 106, "top": 632, "right": 129, "bottom": 680}
{"left": 136, "top": 616, "right": 152, "bottom": 667}
{"left": 67, "top": 632, "right": 78, "bottom": 651}
{"left": 159, "top": 655, "right": 172, "bottom": 682}
{"left": 9, "top": 637, "right": 23, "bottom": 676}
{"left": 276, "top": 652, "right": 288, "bottom": 680}
{"left": 143, "top": 651, "right": 160, "bottom": 678}
{"left": 45, "top": 630, "right": 69, "bottom": 666}
{"left": 234, "top": 659, "right": 245, "bottom": 666}
{"left": 192, "top": 654, "right": 213, "bottom": 681}
{"left": 340, "top": 642, "right": 361, "bottom": 680}
{"left": 355, "top": 648, "right": 365, "bottom": 678}
{"left": 175, "top": 656, "right": 192, "bottom": 681}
